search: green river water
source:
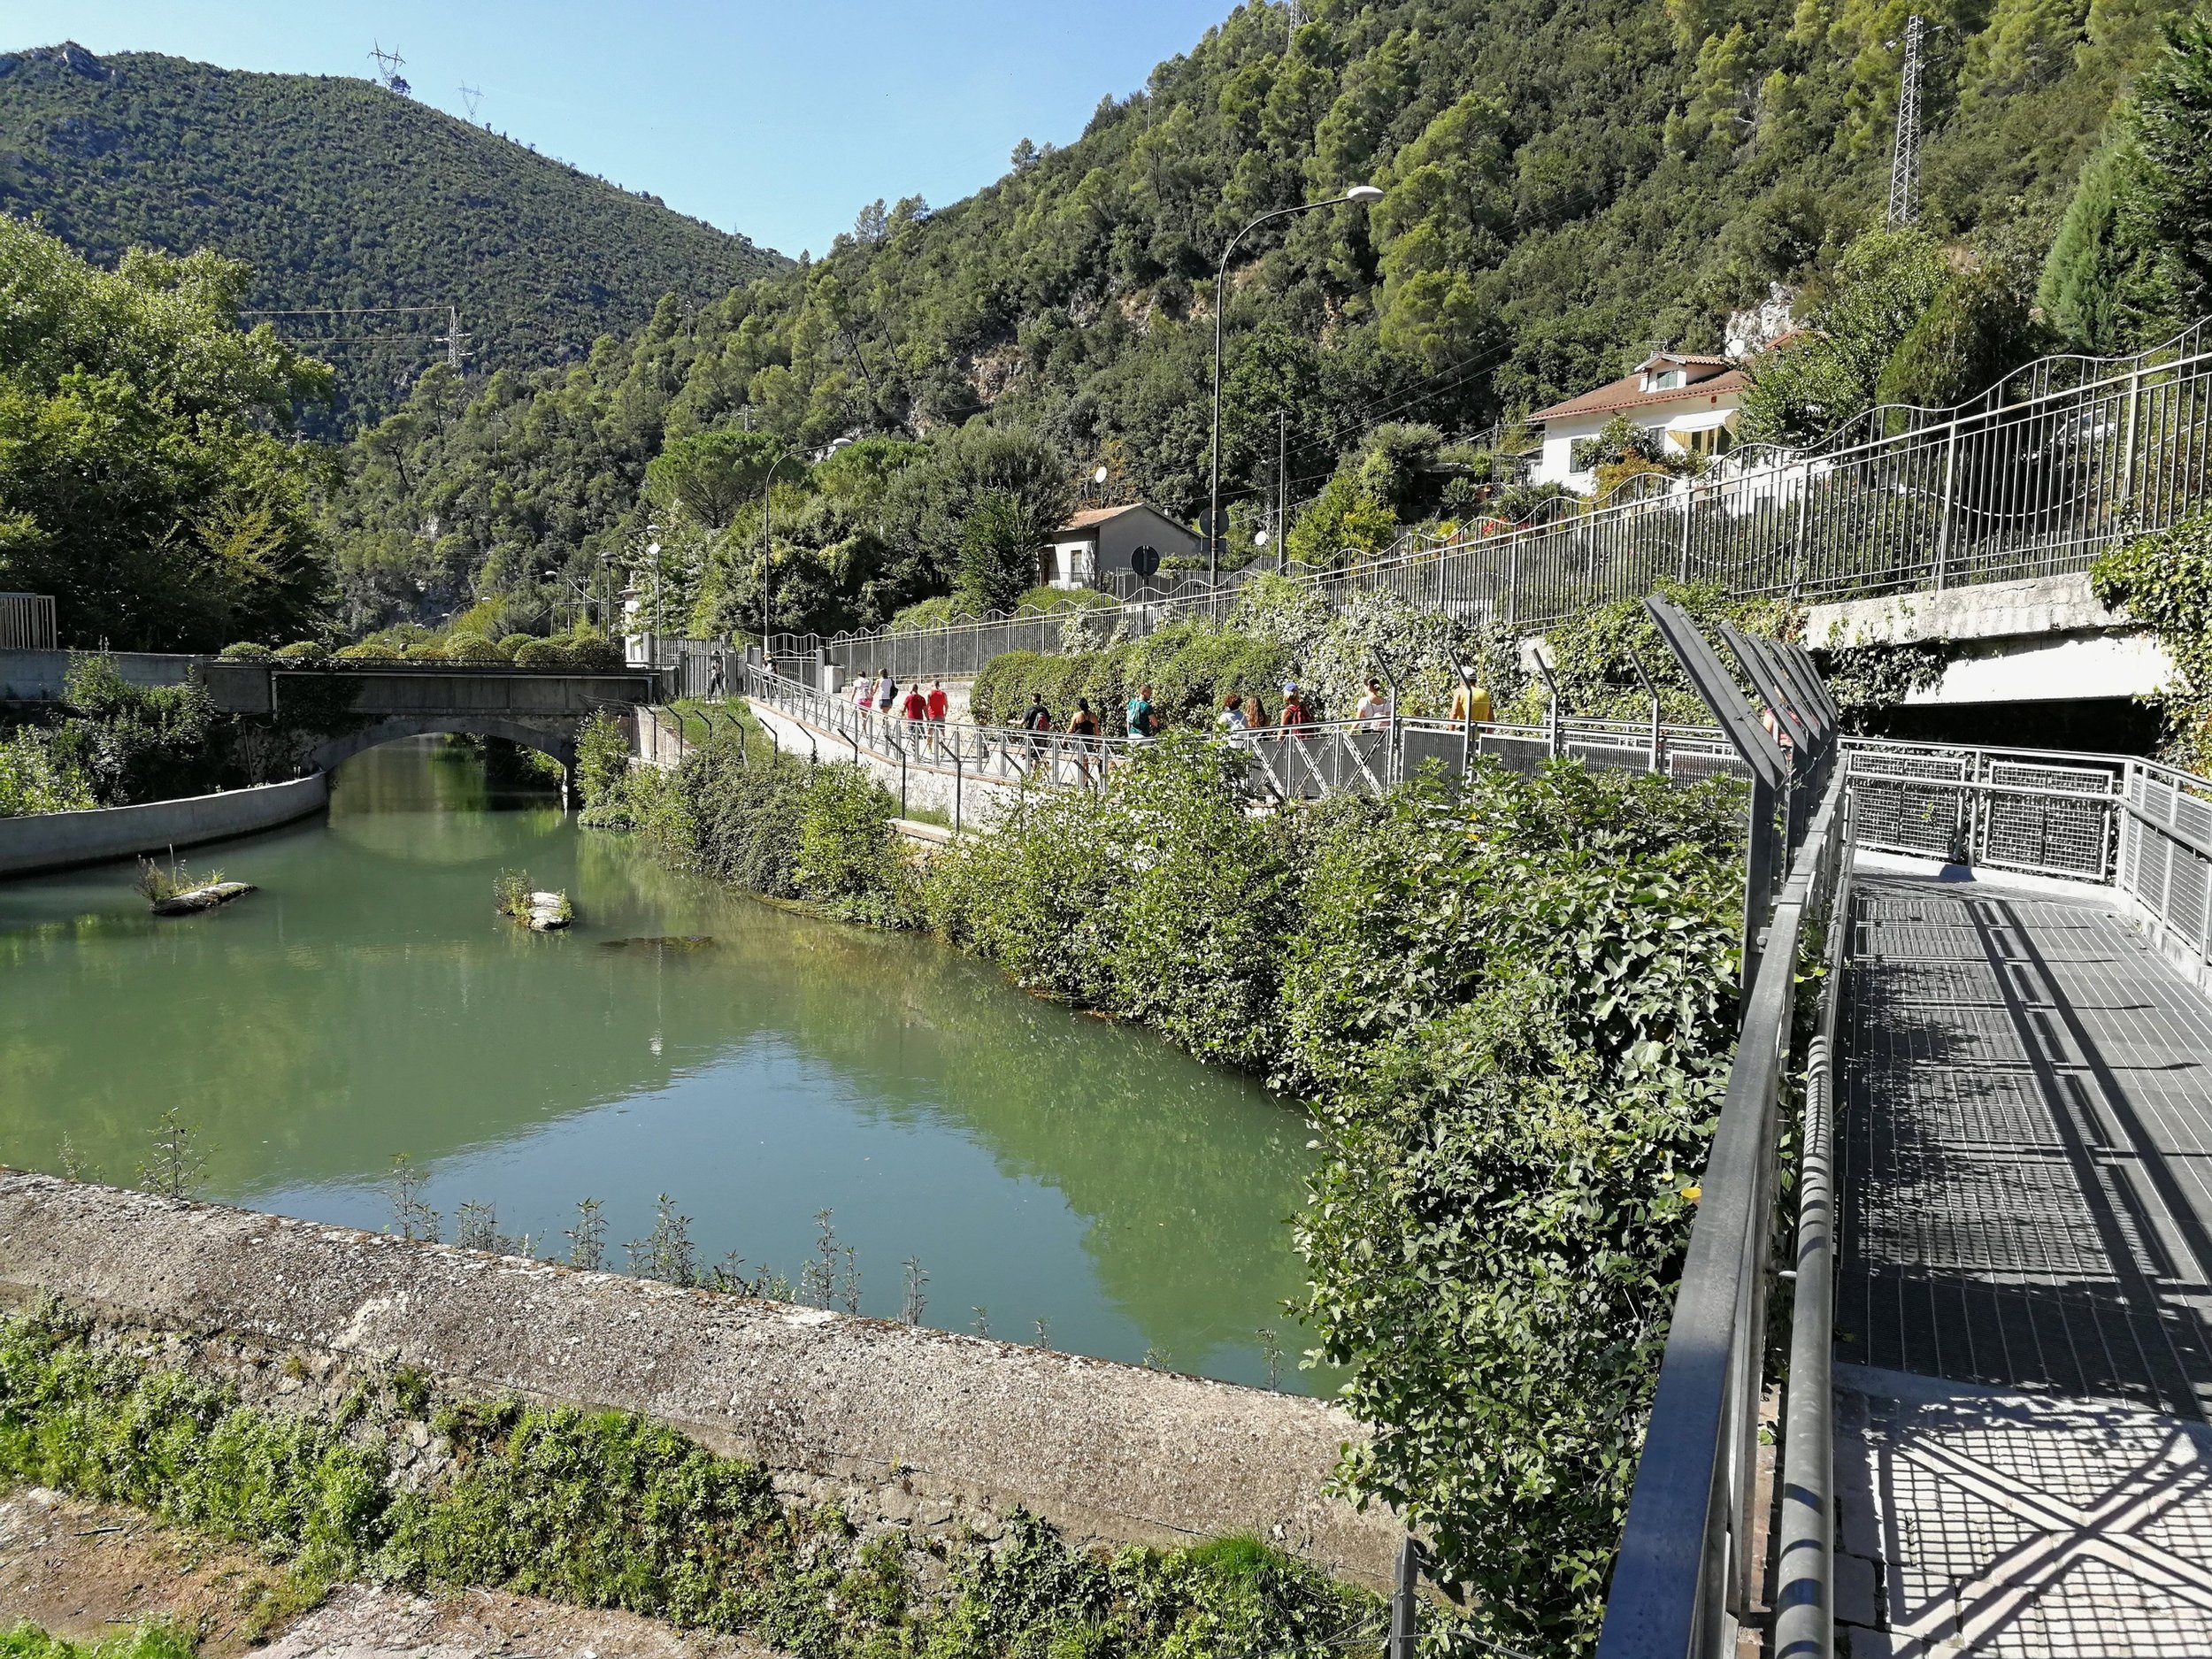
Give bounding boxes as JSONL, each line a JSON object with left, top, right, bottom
{"left": 0, "top": 740, "right": 1324, "bottom": 1391}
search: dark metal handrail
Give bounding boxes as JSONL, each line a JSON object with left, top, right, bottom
{"left": 1595, "top": 772, "right": 1853, "bottom": 1659}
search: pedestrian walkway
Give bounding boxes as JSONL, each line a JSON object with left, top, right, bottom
{"left": 1834, "top": 872, "right": 2212, "bottom": 1655}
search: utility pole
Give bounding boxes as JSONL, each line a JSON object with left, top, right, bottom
{"left": 1886, "top": 15, "right": 1924, "bottom": 230}
{"left": 1276, "top": 410, "right": 1288, "bottom": 573}
{"left": 438, "top": 306, "right": 470, "bottom": 372}
{"left": 459, "top": 83, "right": 483, "bottom": 120}
{"left": 368, "top": 43, "right": 410, "bottom": 96}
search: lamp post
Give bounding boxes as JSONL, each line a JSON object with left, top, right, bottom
{"left": 1208, "top": 183, "right": 1385, "bottom": 583}
{"left": 758, "top": 449, "right": 804, "bottom": 654}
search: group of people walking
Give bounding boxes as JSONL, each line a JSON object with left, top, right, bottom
{"left": 853, "top": 671, "right": 950, "bottom": 735}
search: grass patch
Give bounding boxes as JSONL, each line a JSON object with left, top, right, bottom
{"left": 0, "top": 1307, "right": 1381, "bottom": 1658}
{"left": 0, "top": 1624, "right": 198, "bottom": 1659}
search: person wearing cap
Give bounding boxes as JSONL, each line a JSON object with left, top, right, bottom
{"left": 1279, "top": 682, "right": 1310, "bottom": 733}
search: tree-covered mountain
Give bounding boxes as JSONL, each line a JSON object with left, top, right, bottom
{"left": 328, "top": 0, "right": 2185, "bottom": 638}
{"left": 0, "top": 42, "right": 783, "bottom": 426}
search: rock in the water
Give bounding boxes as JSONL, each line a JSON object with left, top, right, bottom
{"left": 150, "top": 880, "right": 255, "bottom": 917}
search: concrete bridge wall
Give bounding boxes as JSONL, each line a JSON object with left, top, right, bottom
{"left": 0, "top": 774, "right": 328, "bottom": 879}
{"left": 0, "top": 1172, "right": 1398, "bottom": 1585}
{"left": 1803, "top": 572, "right": 2174, "bottom": 707}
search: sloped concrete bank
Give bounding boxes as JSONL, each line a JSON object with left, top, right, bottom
{"left": 0, "top": 773, "right": 328, "bottom": 879}
{"left": 0, "top": 1172, "right": 1400, "bottom": 1586}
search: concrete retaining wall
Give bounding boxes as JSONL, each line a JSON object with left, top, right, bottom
{"left": 0, "top": 1172, "right": 1399, "bottom": 1584}
{"left": 1802, "top": 573, "right": 2174, "bottom": 706}
{"left": 0, "top": 774, "right": 328, "bottom": 879}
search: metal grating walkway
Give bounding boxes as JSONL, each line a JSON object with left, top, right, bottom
{"left": 1834, "top": 872, "right": 2212, "bottom": 1655}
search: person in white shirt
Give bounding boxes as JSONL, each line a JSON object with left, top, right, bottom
{"left": 1355, "top": 679, "right": 1390, "bottom": 731}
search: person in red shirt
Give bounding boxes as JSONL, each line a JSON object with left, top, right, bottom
{"left": 1279, "top": 681, "right": 1310, "bottom": 735}
{"left": 901, "top": 684, "right": 928, "bottom": 739}
{"left": 926, "top": 679, "right": 949, "bottom": 723}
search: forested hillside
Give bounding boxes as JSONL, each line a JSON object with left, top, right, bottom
{"left": 329, "top": 0, "right": 2185, "bottom": 637}
{"left": 0, "top": 42, "right": 783, "bottom": 424}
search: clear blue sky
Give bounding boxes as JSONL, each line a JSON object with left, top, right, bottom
{"left": 0, "top": 0, "right": 1234, "bottom": 257}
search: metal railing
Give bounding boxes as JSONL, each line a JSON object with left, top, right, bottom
{"left": 1600, "top": 732, "right": 2212, "bottom": 1659}
{"left": 782, "top": 319, "right": 2212, "bottom": 681}
{"left": 740, "top": 664, "right": 1755, "bottom": 810}
{"left": 0, "top": 593, "right": 57, "bottom": 651}
{"left": 1595, "top": 772, "right": 1854, "bottom": 1659}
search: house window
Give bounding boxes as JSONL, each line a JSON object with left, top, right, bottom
{"left": 1647, "top": 368, "right": 1686, "bottom": 391}
{"left": 1671, "top": 425, "right": 1734, "bottom": 458}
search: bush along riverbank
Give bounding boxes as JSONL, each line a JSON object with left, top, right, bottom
{"left": 0, "top": 655, "right": 365, "bottom": 818}
{"left": 581, "top": 718, "right": 1748, "bottom": 1651}
{"left": 0, "top": 1303, "right": 1375, "bottom": 1659}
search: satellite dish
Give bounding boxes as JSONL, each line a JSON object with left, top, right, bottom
{"left": 1130, "top": 545, "right": 1161, "bottom": 580}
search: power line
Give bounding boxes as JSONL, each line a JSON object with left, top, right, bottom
{"left": 240, "top": 305, "right": 447, "bottom": 318}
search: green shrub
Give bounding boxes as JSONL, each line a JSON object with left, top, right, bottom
{"left": 795, "top": 763, "right": 913, "bottom": 923}
{"left": 217, "top": 641, "right": 274, "bottom": 662}
{"left": 2093, "top": 514, "right": 2212, "bottom": 770}
{"left": 273, "top": 641, "right": 329, "bottom": 665}
{"left": 0, "top": 726, "right": 96, "bottom": 817}
{"left": 0, "top": 1622, "right": 201, "bottom": 1659}
{"left": 562, "top": 631, "right": 625, "bottom": 672}
{"left": 924, "top": 752, "right": 1750, "bottom": 1650}
{"left": 51, "top": 656, "right": 218, "bottom": 806}
{"left": 511, "top": 639, "right": 576, "bottom": 670}
{"left": 405, "top": 642, "right": 449, "bottom": 664}
{"left": 575, "top": 710, "right": 630, "bottom": 809}
{"left": 442, "top": 633, "right": 504, "bottom": 664}
{"left": 495, "top": 634, "right": 534, "bottom": 661}
{"left": 333, "top": 642, "right": 400, "bottom": 664}
{"left": 887, "top": 595, "right": 972, "bottom": 633}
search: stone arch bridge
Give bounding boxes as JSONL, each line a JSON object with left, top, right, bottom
{"left": 0, "top": 650, "right": 659, "bottom": 784}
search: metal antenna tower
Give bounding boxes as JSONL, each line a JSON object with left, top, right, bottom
{"left": 1886, "top": 15, "right": 1924, "bottom": 228}
{"left": 368, "top": 42, "right": 411, "bottom": 96}
{"left": 1286, "top": 0, "right": 1303, "bottom": 43}
{"left": 437, "top": 306, "right": 470, "bottom": 371}
{"left": 458, "top": 83, "right": 483, "bottom": 119}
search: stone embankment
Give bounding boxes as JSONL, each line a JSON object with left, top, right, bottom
{"left": 0, "top": 774, "right": 327, "bottom": 879}
{"left": 0, "top": 1172, "right": 1401, "bottom": 1585}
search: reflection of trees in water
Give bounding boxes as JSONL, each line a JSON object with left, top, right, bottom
{"left": 0, "top": 744, "right": 1315, "bottom": 1372}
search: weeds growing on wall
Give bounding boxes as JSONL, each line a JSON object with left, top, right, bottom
{"left": 2093, "top": 515, "right": 2212, "bottom": 770}
{"left": 0, "top": 1306, "right": 1379, "bottom": 1659}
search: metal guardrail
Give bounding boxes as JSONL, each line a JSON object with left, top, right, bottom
{"left": 1596, "top": 772, "right": 1854, "bottom": 1659}
{"left": 773, "top": 320, "right": 2212, "bottom": 680}
{"left": 739, "top": 664, "right": 1755, "bottom": 809}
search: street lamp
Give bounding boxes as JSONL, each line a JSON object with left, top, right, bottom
{"left": 1208, "top": 183, "right": 1385, "bottom": 583}
{"left": 758, "top": 450, "right": 805, "bottom": 651}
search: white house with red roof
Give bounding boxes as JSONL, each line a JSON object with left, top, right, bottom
{"left": 1527, "top": 352, "right": 1749, "bottom": 495}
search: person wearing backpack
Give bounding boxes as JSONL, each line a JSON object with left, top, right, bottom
{"left": 1125, "top": 683, "right": 1157, "bottom": 743}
